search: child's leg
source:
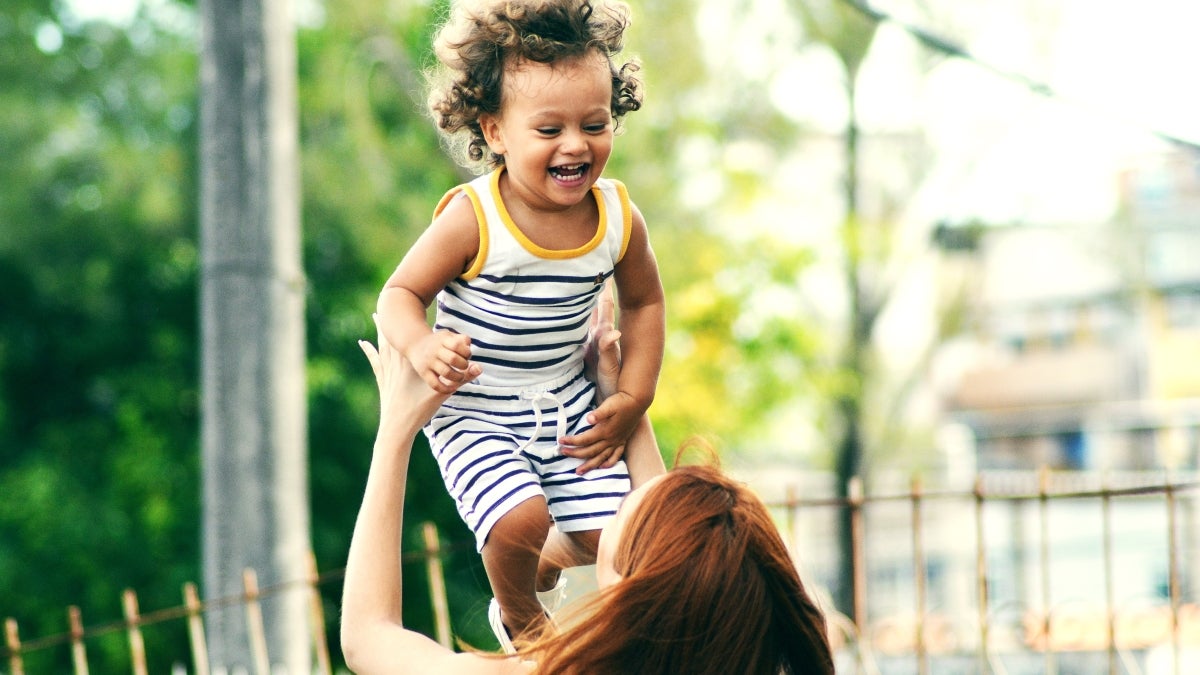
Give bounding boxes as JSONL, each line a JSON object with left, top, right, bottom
{"left": 536, "top": 528, "right": 600, "bottom": 591}
{"left": 480, "top": 495, "right": 553, "bottom": 641}
{"left": 536, "top": 414, "right": 660, "bottom": 588}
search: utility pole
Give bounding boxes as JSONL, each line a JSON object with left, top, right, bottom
{"left": 198, "top": 0, "right": 309, "bottom": 670}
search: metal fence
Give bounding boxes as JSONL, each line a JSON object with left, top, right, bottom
{"left": 4, "top": 473, "right": 1197, "bottom": 674}
{"left": 770, "top": 469, "right": 1200, "bottom": 675}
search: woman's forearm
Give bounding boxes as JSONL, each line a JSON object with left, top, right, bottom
{"left": 340, "top": 414, "right": 418, "bottom": 662}
{"left": 340, "top": 331, "right": 475, "bottom": 673}
{"left": 624, "top": 413, "right": 665, "bottom": 488}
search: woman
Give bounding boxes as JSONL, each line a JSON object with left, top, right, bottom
{"left": 341, "top": 317, "right": 835, "bottom": 674}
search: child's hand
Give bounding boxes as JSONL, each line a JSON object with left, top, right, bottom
{"left": 359, "top": 316, "right": 479, "bottom": 434}
{"left": 559, "top": 391, "right": 645, "bottom": 475}
{"left": 404, "top": 330, "right": 477, "bottom": 394}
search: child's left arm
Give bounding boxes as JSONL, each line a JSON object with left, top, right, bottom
{"left": 560, "top": 204, "right": 664, "bottom": 472}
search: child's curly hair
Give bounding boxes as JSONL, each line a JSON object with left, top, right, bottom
{"left": 427, "top": 0, "right": 643, "bottom": 170}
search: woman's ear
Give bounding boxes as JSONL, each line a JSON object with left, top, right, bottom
{"left": 479, "top": 113, "right": 506, "bottom": 156}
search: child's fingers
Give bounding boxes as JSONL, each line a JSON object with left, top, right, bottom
{"left": 584, "top": 398, "right": 619, "bottom": 427}
{"left": 438, "top": 349, "right": 472, "bottom": 374}
{"left": 435, "top": 359, "right": 479, "bottom": 386}
{"left": 442, "top": 331, "right": 473, "bottom": 357}
{"left": 574, "top": 444, "right": 621, "bottom": 475}
{"left": 559, "top": 425, "right": 600, "bottom": 449}
{"left": 429, "top": 360, "right": 483, "bottom": 391}
{"left": 431, "top": 332, "right": 474, "bottom": 377}
{"left": 599, "top": 444, "right": 625, "bottom": 470}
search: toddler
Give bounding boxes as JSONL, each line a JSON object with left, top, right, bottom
{"left": 375, "top": 0, "right": 665, "bottom": 651}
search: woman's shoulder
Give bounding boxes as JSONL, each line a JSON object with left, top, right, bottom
{"left": 347, "top": 634, "right": 535, "bottom": 675}
{"left": 428, "top": 651, "right": 536, "bottom": 675}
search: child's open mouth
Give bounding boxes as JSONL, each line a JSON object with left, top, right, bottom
{"left": 549, "top": 163, "right": 589, "bottom": 182}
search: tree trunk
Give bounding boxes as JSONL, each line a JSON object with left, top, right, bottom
{"left": 198, "top": 0, "right": 310, "bottom": 670}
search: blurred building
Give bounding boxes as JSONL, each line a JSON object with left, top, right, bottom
{"left": 733, "top": 150, "right": 1200, "bottom": 671}
{"left": 879, "top": 148, "right": 1200, "bottom": 671}
{"left": 938, "top": 148, "right": 1200, "bottom": 472}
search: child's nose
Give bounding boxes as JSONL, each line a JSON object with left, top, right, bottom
{"left": 560, "top": 130, "right": 588, "bottom": 154}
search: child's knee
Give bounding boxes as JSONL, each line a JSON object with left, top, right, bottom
{"left": 565, "top": 528, "right": 601, "bottom": 555}
{"left": 486, "top": 497, "right": 552, "bottom": 549}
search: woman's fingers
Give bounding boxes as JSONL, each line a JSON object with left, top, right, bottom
{"left": 596, "top": 279, "right": 616, "bottom": 329}
{"left": 358, "top": 339, "right": 382, "bottom": 379}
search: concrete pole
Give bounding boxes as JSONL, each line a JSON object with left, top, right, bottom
{"left": 198, "top": 0, "right": 309, "bottom": 670}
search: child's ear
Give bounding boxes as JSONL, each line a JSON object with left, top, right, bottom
{"left": 479, "top": 114, "right": 506, "bottom": 156}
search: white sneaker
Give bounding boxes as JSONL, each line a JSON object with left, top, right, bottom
{"left": 487, "top": 598, "right": 517, "bottom": 654}
{"left": 536, "top": 576, "right": 568, "bottom": 615}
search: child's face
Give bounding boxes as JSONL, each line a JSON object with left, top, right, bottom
{"left": 480, "top": 52, "right": 614, "bottom": 212}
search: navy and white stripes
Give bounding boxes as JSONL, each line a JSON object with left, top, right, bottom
{"left": 423, "top": 168, "right": 634, "bottom": 550}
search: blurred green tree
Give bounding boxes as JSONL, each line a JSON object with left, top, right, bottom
{"left": 768, "top": 0, "right": 969, "bottom": 619}
{"left": 613, "top": 0, "right": 823, "bottom": 456}
{"left": 0, "top": 0, "right": 201, "bottom": 670}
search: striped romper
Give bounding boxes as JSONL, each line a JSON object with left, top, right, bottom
{"left": 425, "top": 167, "right": 633, "bottom": 552}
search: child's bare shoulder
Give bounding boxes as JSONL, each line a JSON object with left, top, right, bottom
{"left": 431, "top": 189, "right": 482, "bottom": 237}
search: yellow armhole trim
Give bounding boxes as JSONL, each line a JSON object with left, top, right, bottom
{"left": 612, "top": 179, "right": 633, "bottom": 262}
{"left": 433, "top": 184, "right": 488, "bottom": 281}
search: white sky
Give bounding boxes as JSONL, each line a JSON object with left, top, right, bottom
{"left": 66, "top": 0, "right": 1200, "bottom": 222}
{"left": 806, "top": 0, "right": 1200, "bottom": 227}
{"left": 678, "top": 0, "right": 1200, "bottom": 249}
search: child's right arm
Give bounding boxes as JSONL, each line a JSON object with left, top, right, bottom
{"left": 377, "top": 195, "right": 481, "bottom": 394}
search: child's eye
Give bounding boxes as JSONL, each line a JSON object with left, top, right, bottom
{"left": 536, "top": 127, "right": 561, "bottom": 136}
{"left": 584, "top": 123, "right": 610, "bottom": 133}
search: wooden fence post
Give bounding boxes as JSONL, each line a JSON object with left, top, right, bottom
{"left": 122, "top": 589, "right": 148, "bottom": 675}
{"left": 306, "top": 552, "right": 332, "bottom": 675}
{"left": 68, "top": 605, "right": 88, "bottom": 675}
{"left": 242, "top": 568, "right": 271, "bottom": 675}
{"left": 423, "top": 522, "right": 453, "bottom": 648}
{"left": 1100, "top": 474, "right": 1117, "bottom": 675}
{"left": 910, "top": 476, "right": 928, "bottom": 675}
{"left": 973, "top": 475, "right": 990, "bottom": 674}
{"left": 1037, "top": 468, "right": 1056, "bottom": 675}
{"left": 5, "top": 617, "right": 24, "bottom": 675}
{"left": 848, "top": 477, "right": 867, "bottom": 640}
{"left": 184, "top": 582, "right": 211, "bottom": 675}
{"left": 1165, "top": 477, "right": 1182, "bottom": 675}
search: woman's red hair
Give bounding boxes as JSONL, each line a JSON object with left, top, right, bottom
{"left": 525, "top": 464, "right": 835, "bottom": 674}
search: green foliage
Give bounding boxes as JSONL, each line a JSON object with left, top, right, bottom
{"left": 0, "top": 1, "right": 200, "bottom": 671}
{"left": 653, "top": 230, "right": 822, "bottom": 455}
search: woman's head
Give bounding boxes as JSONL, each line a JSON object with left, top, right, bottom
{"left": 535, "top": 464, "right": 836, "bottom": 675}
{"left": 427, "top": 0, "right": 643, "bottom": 169}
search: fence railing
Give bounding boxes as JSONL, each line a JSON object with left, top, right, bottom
{"left": 2, "top": 524, "right": 468, "bottom": 675}
{"left": 768, "top": 469, "right": 1200, "bottom": 675}
{"left": 5, "top": 471, "right": 1198, "bottom": 674}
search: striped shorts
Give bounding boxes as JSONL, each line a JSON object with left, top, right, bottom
{"left": 424, "top": 369, "right": 632, "bottom": 552}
